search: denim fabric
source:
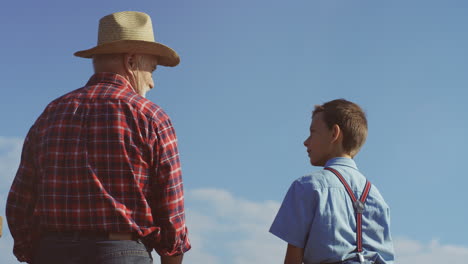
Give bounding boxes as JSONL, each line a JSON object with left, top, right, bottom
{"left": 33, "top": 235, "right": 153, "bottom": 264}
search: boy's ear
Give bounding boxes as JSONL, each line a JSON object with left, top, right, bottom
{"left": 331, "top": 124, "right": 341, "bottom": 143}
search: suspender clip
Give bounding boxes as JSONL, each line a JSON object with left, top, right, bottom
{"left": 353, "top": 200, "right": 365, "bottom": 213}
{"left": 325, "top": 167, "right": 372, "bottom": 258}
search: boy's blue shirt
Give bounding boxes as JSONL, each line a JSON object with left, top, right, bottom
{"left": 269, "top": 157, "right": 395, "bottom": 264}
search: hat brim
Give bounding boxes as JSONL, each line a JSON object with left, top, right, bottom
{"left": 74, "top": 40, "right": 180, "bottom": 67}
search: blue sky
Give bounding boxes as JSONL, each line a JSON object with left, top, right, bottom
{"left": 1, "top": 0, "right": 468, "bottom": 263}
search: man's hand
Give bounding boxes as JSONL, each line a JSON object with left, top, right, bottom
{"left": 284, "top": 243, "right": 304, "bottom": 264}
{"left": 161, "top": 254, "right": 183, "bottom": 264}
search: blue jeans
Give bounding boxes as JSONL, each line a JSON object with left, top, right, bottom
{"left": 33, "top": 235, "right": 153, "bottom": 264}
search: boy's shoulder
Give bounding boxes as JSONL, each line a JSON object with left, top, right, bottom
{"left": 293, "top": 169, "right": 338, "bottom": 191}
{"left": 292, "top": 168, "right": 390, "bottom": 209}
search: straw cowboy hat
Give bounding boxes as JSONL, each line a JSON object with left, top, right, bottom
{"left": 74, "top": 11, "right": 180, "bottom": 67}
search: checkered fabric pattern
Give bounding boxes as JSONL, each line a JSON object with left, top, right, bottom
{"left": 6, "top": 73, "right": 190, "bottom": 262}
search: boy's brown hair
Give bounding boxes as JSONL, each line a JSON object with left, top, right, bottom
{"left": 313, "top": 99, "right": 368, "bottom": 157}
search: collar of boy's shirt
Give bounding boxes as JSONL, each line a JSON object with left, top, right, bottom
{"left": 325, "top": 157, "right": 358, "bottom": 170}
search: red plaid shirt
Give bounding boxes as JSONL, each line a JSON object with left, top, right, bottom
{"left": 6, "top": 73, "right": 190, "bottom": 262}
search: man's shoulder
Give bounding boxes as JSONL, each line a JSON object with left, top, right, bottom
{"left": 41, "top": 87, "right": 87, "bottom": 114}
{"left": 129, "top": 96, "right": 170, "bottom": 124}
{"left": 46, "top": 85, "right": 170, "bottom": 124}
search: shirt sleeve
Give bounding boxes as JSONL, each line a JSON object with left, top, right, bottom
{"left": 371, "top": 207, "right": 395, "bottom": 263}
{"left": 6, "top": 127, "right": 39, "bottom": 263}
{"left": 269, "top": 179, "right": 316, "bottom": 248}
{"left": 150, "top": 117, "right": 191, "bottom": 256}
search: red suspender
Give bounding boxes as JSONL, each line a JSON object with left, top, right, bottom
{"left": 325, "top": 167, "right": 372, "bottom": 254}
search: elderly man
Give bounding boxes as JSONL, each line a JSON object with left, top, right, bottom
{"left": 6, "top": 11, "right": 190, "bottom": 264}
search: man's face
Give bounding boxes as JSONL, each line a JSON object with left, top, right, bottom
{"left": 133, "top": 55, "right": 158, "bottom": 97}
{"left": 303, "top": 112, "right": 334, "bottom": 167}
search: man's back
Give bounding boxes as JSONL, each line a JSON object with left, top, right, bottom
{"left": 30, "top": 72, "right": 170, "bottom": 229}
{"left": 7, "top": 73, "right": 190, "bottom": 260}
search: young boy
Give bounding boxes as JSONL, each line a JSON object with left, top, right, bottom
{"left": 270, "top": 99, "right": 394, "bottom": 264}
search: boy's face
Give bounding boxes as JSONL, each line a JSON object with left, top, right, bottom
{"left": 303, "top": 112, "right": 334, "bottom": 167}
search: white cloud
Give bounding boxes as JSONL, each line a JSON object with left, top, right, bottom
{"left": 1, "top": 138, "right": 468, "bottom": 264}
{"left": 0, "top": 233, "right": 17, "bottom": 264}
{"left": 0, "top": 137, "right": 22, "bottom": 192}
{"left": 394, "top": 237, "right": 468, "bottom": 264}
{"left": 0, "top": 137, "right": 23, "bottom": 264}
{"left": 184, "top": 188, "right": 468, "bottom": 264}
{"left": 184, "top": 188, "right": 283, "bottom": 264}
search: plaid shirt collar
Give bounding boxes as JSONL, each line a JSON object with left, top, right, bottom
{"left": 86, "top": 72, "right": 135, "bottom": 92}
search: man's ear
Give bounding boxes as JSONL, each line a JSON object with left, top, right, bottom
{"left": 123, "top": 53, "right": 136, "bottom": 74}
